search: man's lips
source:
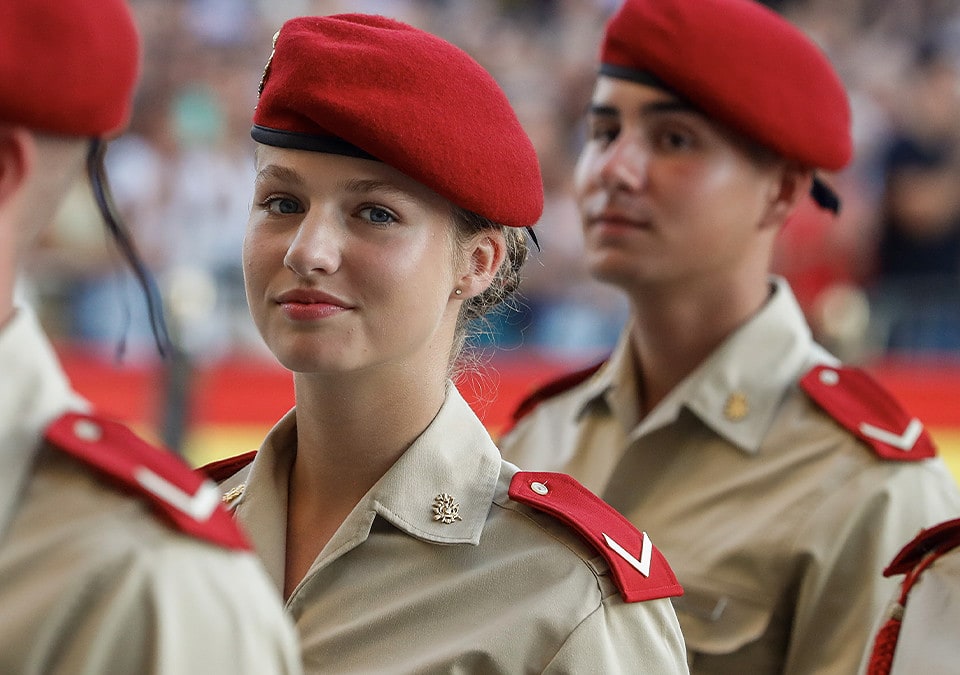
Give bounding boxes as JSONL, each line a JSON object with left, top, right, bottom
{"left": 586, "top": 211, "right": 652, "bottom": 230}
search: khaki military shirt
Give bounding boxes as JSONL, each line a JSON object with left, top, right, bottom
{"left": 0, "top": 308, "right": 302, "bottom": 675}
{"left": 218, "top": 382, "right": 688, "bottom": 674}
{"left": 501, "top": 278, "right": 960, "bottom": 675}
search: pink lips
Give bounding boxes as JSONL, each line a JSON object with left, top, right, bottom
{"left": 275, "top": 289, "right": 351, "bottom": 321}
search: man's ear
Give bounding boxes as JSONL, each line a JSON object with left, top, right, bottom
{"left": 0, "top": 127, "right": 34, "bottom": 207}
{"left": 453, "top": 230, "right": 507, "bottom": 300}
{"left": 762, "top": 162, "right": 814, "bottom": 230}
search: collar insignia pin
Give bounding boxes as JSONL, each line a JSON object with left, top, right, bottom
{"left": 724, "top": 392, "right": 749, "bottom": 421}
{"left": 432, "top": 492, "right": 463, "bottom": 525}
{"left": 222, "top": 483, "right": 245, "bottom": 507}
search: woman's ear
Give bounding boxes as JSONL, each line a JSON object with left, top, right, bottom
{"left": 453, "top": 230, "right": 507, "bottom": 300}
{"left": 0, "top": 127, "right": 34, "bottom": 208}
{"left": 762, "top": 162, "right": 814, "bottom": 230}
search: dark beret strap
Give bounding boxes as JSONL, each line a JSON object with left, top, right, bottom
{"left": 598, "top": 63, "right": 675, "bottom": 93}
{"left": 251, "top": 125, "right": 378, "bottom": 161}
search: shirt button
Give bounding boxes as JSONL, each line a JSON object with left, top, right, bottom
{"left": 530, "top": 481, "right": 549, "bottom": 496}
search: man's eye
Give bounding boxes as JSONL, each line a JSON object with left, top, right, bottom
{"left": 658, "top": 130, "right": 694, "bottom": 151}
{"left": 263, "top": 197, "right": 302, "bottom": 215}
{"left": 589, "top": 123, "right": 619, "bottom": 146}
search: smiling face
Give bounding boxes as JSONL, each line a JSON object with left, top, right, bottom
{"left": 574, "top": 76, "right": 799, "bottom": 293}
{"left": 243, "top": 146, "right": 467, "bottom": 377}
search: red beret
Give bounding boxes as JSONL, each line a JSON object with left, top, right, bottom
{"left": 0, "top": 0, "right": 140, "bottom": 137}
{"left": 252, "top": 14, "right": 543, "bottom": 229}
{"left": 600, "top": 0, "right": 852, "bottom": 171}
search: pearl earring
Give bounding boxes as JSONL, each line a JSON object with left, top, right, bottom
{"left": 454, "top": 288, "right": 463, "bottom": 296}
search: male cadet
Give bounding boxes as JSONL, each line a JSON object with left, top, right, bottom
{"left": 500, "top": 0, "right": 960, "bottom": 672}
{"left": 0, "top": 1, "right": 301, "bottom": 673}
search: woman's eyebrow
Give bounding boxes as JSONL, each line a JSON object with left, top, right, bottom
{"left": 342, "top": 178, "right": 403, "bottom": 195}
{"left": 255, "top": 164, "right": 306, "bottom": 187}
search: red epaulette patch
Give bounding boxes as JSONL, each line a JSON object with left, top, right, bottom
{"left": 800, "top": 364, "right": 937, "bottom": 461}
{"left": 45, "top": 412, "right": 249, "bottom": 551}
{"left": 199, "top": 450, "right": 257, "bottom": 483}
{"left": 507, "top": 360, "right": 606, "bottom": 431}
{"left": 509, "top": 471, "right": 683, "bottom": 603}
{"left": 884, "top": 517, "right": 960, "bottom": 577}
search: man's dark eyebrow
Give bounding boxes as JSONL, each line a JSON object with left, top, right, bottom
{"left": 587, "top": 104, "right": 620, "bottom": 118}
{"left": 587, "top": 99, "right": 700, "bottom": 119}
{"left": 639, "top": 99, "right": 700, "bottom": 117}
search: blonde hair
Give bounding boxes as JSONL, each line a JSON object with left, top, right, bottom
{"left": 448, "top": 206, "right": 529, "bottom": 378}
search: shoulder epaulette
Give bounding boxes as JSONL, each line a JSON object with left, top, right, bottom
{"left": 44, "top": 412, "right": 249, "bottom": 550}
{"left": 800, "top": 364, "right": 937, "bottom": 461}
{"left": 508, "top": 360, "right": 606, "bottom": 427}
{"left": 509, "top": 471, "right": 683, "bottom": 603}
{"left": 884, "top": 517, "right": 960, "bottom": 578}
{"left": 199, "top": 450, "right": 258, "bottom": 483}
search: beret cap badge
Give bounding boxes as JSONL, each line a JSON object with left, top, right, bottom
{"left": 257, "top": 30, "right": 280, "bottom": 98}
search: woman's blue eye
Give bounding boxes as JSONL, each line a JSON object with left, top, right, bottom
{"left": 359, "top": 206, "right": 397, "bottom": 224}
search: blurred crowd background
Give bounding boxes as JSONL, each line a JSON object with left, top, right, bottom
{"left": 21, "top": 0, "right": 960, "bottom": 368}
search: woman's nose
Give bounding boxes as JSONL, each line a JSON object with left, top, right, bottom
{"left": 283, "top": 213, "right": 342, "bottom": 277}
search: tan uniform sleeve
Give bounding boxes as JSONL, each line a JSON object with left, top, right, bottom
{"left": 45, "top": 541, "right": 302, "bottom": 675}
{"left": 543, "top": 593, "right": 689, "bottom": 673}
{"left": 785, "top": 459, "right": 960, "bottom": 675}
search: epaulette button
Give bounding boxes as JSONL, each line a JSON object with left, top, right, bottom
{"left": 819, "top": 368, "right": 840, "bottom": 386}
{"left": 73, "top": 418, "right": 103, "bottom": 442}
{"left": 530, "top": 481, "right": 549, "bottom": 496}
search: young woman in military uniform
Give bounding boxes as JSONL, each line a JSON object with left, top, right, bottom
{"left": 204, "top": 13, "right": 688, "bottom": 673}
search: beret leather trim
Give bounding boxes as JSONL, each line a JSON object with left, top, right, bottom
{"left": 251, "top": 125, "right": 377, "bottom": 161}
{"left": 598, "top": 64, "right": 674, "bottom": 95}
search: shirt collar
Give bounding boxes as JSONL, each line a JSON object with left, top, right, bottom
{"left": 578, "top": 278, "right": 820, "bottom": 454}
{"left": 676, "top": 278, "right": 815, "bottom": 452}
{"left": 0, "top": 307, "right": 89, "bottom": 536}
{"left": 367, "top": 381, "right": 501, "bottom": 545}
{"left": 235, "top": 381, "right": 502, "bottom": 587}
{"left": 232, "top": 407, "right": 297, "bottom": 590}
{"left": 572, "top": 329, "right": 641, "bottom": 433}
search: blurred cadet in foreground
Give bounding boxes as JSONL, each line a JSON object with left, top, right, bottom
{"left": 0, "top": 1, "right": 301, "bottom": 672}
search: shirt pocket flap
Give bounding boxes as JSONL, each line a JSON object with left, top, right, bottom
{"left": 671, "top": 585, "right": 774, "bottom": 655}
